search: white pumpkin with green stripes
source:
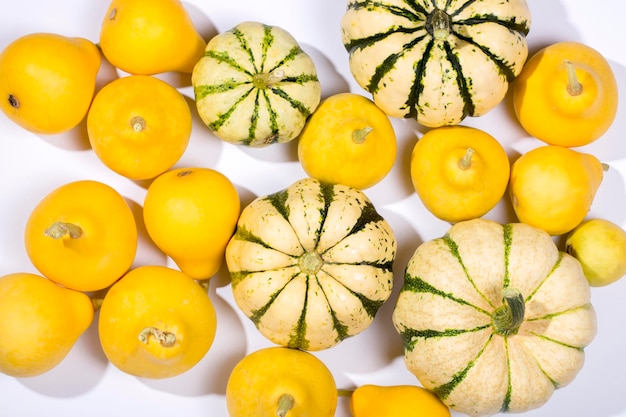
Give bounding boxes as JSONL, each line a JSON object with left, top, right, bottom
{"left": 392, "top": 218, "right": 596, "bottom": 417}
{"left": 340, "top": 1, "right": 532, "bottom": 127}
{"left": 192, "top": 21, "right": 321, "bottom": 147}
{"left": 225, "top": 177, "right": 396, "bottom": 351}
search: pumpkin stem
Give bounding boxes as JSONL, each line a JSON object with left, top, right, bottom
{"left": 298, "top": 250, "right": 323, "bottom": 275}
{"left": 276, "top": 393, "right": 295, "bottom": 417}
{"left": 138, "top": 327, "right": 177, "bottom": 348}
{"left": 353, "top": 126, "right": 373, "bottom": 144}
{"left": 428, "top": 9, "right": 451, "bottom": 40}
{"left": 253, "top": 69, "right": 286, "bottom": 89}
{"left": 492, "top": 287, "right": 525, "bottom": 336}
{"left": 564, "top": 60, "right": 583, "bottom": 96}
{"left": 458, "top": 147, "right": 475, "bottom": 170}
{"left": 44, "top": 221, "right": 83, "bottom": 239}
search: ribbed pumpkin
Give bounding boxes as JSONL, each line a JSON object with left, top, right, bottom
{"left": 192, "top": 21, "right": 321, "bottom": 147}
{"left": 392, "top": 218, "right": 596, "bottom": 417}
{"left": 225, "top": 178, "right": 396, "bottom": 351}
{"left": 340, "top": 1, "right": 532, "bottom": 127}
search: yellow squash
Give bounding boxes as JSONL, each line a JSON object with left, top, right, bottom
{"left": 0, "top": 272, "right": 94, "bottom": 377}
{"left": 226, "top": 346, "right": 337, "bottom": 417}
{"left": 348, "top": 384, "right": 450, "bottom": 417}
{"left": 410, "top": 126, "right": 510, "bottom": 223}
{"left": 24, "top": 180, "right": 138, "bottom": 292}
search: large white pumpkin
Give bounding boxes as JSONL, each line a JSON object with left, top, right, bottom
{"left": 392, "top": 218, "right": 596, "bottom": 416}
{"left": 341, "top": 0, "right": 532, "bottom": 127}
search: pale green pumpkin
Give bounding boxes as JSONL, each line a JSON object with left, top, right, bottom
{"left": 392, "top": 218, "right": 596, "bottom": 417}
{"left": 225, "top": 178, "right": 396, "bottom": 351}
{"left": 341, "top": 1, "right": 531, "bottom": 127}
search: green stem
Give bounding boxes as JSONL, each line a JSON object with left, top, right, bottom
{"left": 429, "top": 9, "right": 451, "bottom": 40}
{"left": 564, "top": 60, "right": 583, "bottom": 96}
{"left": 138, "top": 327, "right": 177, "bottom": 347}
{"left": 45, "top": 221, "right": 83, "bottom": 239}
{"left": 492, "top": 287, "right": 525, "bottom": 336}
{"left": 298, "top": 251, "right": 323, "bottom": 275}
{"left": 337, "top": 388, "right": 354, "bottom": 397}
{"left": 458, "top": 147, "right": 475, "bottom": 170}
{"left": 276, "top": 393, "right": 295, "bottom": 417}
{"left": 253, "top": 69, "right": 286, "bottom": 89}
{"left": 352, "top": 127, "right": 373, "bottom": 144}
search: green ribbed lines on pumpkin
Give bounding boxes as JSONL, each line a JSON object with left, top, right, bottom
{"left": 226, "top": 178, "right": 397, "bottom": 351}
{"left": 192, "top": 21, "right": 321, "bottom": 146}
{"left": 341, "top": 0, "right": 531, "bottom": 127}
{"left": 392, "top": 218, "right": 597, "bottom": 416}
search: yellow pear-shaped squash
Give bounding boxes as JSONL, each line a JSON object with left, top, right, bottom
{"left": 99, "top": 0, "right": 206, "bottom": 74}
{"left": 0, "top": 273, "right": 94, "bottom": 377}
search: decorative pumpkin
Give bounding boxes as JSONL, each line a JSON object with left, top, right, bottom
{"left": 192, "top": 21, "right": 321, "bottom": 147}
{"left": 340, "top": 1, "right": 532, "bottom": 127}
{"left": 392, "top": 218, "right": 596, "bottom": 417}
{"left": 225, "top": 177, "right": 396, "bottom": 351}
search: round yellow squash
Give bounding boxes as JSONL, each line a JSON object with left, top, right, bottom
{"left": 392, "top": 218, "right": 596, "bottom": 417}
{"left": 225, "top": 177, "right": 397, "bottom": 351}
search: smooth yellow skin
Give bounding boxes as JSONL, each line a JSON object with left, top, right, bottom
{"left": 98, "top": 265, "right": 217, "bottom": 379}
{"left": 410, "top": 126, "right": 510, "bottom": 223}
{"left": 99, "top": 0, "right": 206, "bottom": 74}
{"left": 0, "top": 273, "right": 94, "bottom": 377}
{"left": 0, "top": 32, "right": 101, "bottom": 134}
{"left": 566, "top": 218, "right": 626, "bottom": 286}
{"left": 513, "top": 41, "right": 618, "bottom": 147}
{"left": 509, "top": 145, "right": 604, "bottom": 236}
{"left": 226, "top": 347, "right": 337, "bottom": 417}
{"left": 349, "top": 384, "right": 450, "bottom": 417}
{"left": 298, "top": 93, "right": 396, "bottom": 190}
{"left": 87, "top": 75, "right": 192, "bottom": 180}
{"left": 24, "top": 180, "right": 138, "bottom": 292}
{"left": 143, "top": 167, "right": 241, "bottom": 280}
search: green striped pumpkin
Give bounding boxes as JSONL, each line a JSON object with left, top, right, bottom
{"left": 191, "top": 21, "right": 321, "bottom": 147}
{"left": 392, "top": 218, "right": 596, "bottom": 417}
{"left": 225, "top": 177, "right": 396, "bottom": 351}
{"left": 340, "top": 1, "right": 532, "bottom": 127}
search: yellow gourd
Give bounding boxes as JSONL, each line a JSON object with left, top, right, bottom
{"left": 99, "top": 0, "right": 206, "bottom": 74}
{"left": 226, "top": 346, "right": 337, "bottom": 417}
{"left": 0, "top": 272, "right": 94, "bottom": 377}
{"left": 410, "top": 126, "right": 510, "bottom": 223}
{"left": 508, "top": 145, "right": 604, "bottom": 235}
{"left": 347, "top": 384, "right": 450, "bottom": 417}
{"left": 97, "top": 265, "right": 217, "bottom": 379}
{"left": 297, "top": 92, "right": 397, "bottom": 190}
{"left": 0, "top": 32, "right": 101, "bottom": 134}
{"left": 513, "top": 41, "right": 618, "bottom": 147}
{"left": 24, "top": 180, "right": 138, "bottom": 292}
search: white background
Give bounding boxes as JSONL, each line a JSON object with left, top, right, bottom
{"left": 1, "top": 1, "right": 625, "bottom": 416}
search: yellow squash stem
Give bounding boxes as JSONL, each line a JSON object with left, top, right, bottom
{"left": 564, "top": 60, "right": 583, "bottom": 96}
{"left": 492, "top": 287, "right": 525, "bottom": 336}
{"left": 130, "top": 115, "right": 146, "bottom": 132}
{"left": 352, "top": 126, "right": 373, "bottom": 144}
{"left": 276, "top": 393, "right": 295, "bottom": 417}
{"left": 458, "top": 147, "right": 475, "bottom": 170}
{"left": 138, "top": 327, "right": 177, "bottom": 348}
{"left": 44, "top": 221, "right": 83, "bottom": 239}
